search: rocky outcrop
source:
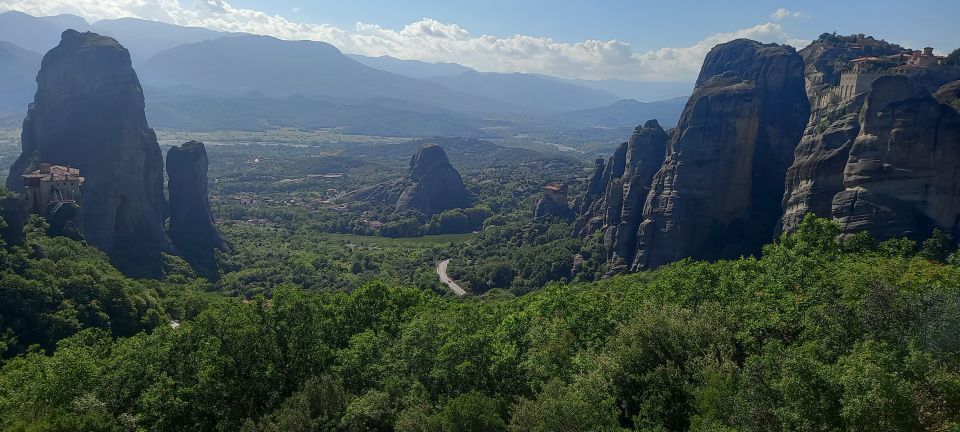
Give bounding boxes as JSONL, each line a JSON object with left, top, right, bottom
{"left": 829, "top": 76, "right": 960, "bottom": 240}
{"left": 534, "top": 197, "right": 575, "bottom": 221}
{"left": 935, "top": 80, "right": 960, "bottom": 112}
{"left": 799, "top": 34, "right": 903, "bottom": 108}
{"left": 0, "top": 196, "right": 27, "bottom": 246}
{"left": 781, "top": 93, "right": 867, "bottom": 231}
{"left": 395, "top": 144, "right": 471, "bottom": 214}
{"left": 534, "top": 184, "right": 575, "bottom": 221}
{"left": 167, "top": 141, "right": 228, "bottom": 272}
{"left": 4, "top": 30, "right": 169, "bottom": 276}
{"left": 574, "top": 120, "right": 668, "bottom": 270}
{"left": 783, "top": 33, "right": 960, "bottom": 240}
{"left": 634, "top": 39, "right": 809, "bottom": 269}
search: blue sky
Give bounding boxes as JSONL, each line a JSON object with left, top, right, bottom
{"left": 1, "top": 0, "right": 957, "bottom": 81}
{"left": 229, "top": 0, "right": 960, "bottom": 52}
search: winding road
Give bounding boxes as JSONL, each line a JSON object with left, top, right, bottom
{"left": 436, "top": 259, "right": 467, "bottom": 297}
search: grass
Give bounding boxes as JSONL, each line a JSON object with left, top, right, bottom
{"left": 322, "top": 232, "right": 476, "bottom": 247}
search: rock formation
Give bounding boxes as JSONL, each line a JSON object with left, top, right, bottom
{"left": 573, "top": 35, "right": 960, "bottom": 272}
{"left": 935, "top": 80, "right": 960, "bottom": 112}
{"left": 782, "top": 33, "right": 960, "bottom": 241}
{"left": 167, "top": 141, "right": 228, "bottom": 272}
{"left": 799, "top": 34, "right": 904, "bottom": 109}
{"left": 0, "top": 196, "right": 27, "bottom": 246}
{"left": 338, "top": 144, "right": 471, "bottom": 216}
{"left": 534, "top": 183, "right": 575, "bottom": 221}
{"left": 797, "top": 76, "right": 960, "bottom": 240}
{"left": 395, "top": 144, "right": 471, "bottom": 214}
{"left": 4, "top": 30, "right": 170, "bottom": 276}
{"left": 781, "top": 93, "right": 867, "bottom": 232}
{"left": 633, "top": 39, "right": 809, "bottom": 269}
{"left": 574, "top": 120, "right": 668, "bottom": 270}
{"left": 782, "top": 35, "right": 906, "bottom": 233}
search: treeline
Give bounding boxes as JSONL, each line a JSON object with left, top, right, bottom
{"left": 3, "top": 215, "right": 960, "bottom": 431}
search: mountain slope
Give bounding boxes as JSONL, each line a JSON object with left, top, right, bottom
{"left": 142, "top": 87, "right": 500, "bottom": 137}
{"left": 0, "top": 11, "right": 228, "bottom": 63}
{"left": 138, "top": 35, "right": 514, "bottom": 114}
{"left": 550, "top": 97, "right": 687, "bottom": 128}
{"left": 539, "top": 75, "right": 694, "bottom": 102}
{"left": 0, "top": 40, "right": 41, "bottom": 125}
{"left": 427, "top": 71, "right": 621, "bottom": 114}
{"left": 0, "top": 11, "right": 92, "bottom": 53}
{"left": 93, "top": 17, "right": 227, "bottom": 63}
{"left": 347, "top": 54, "right": 473, "bottom": 78}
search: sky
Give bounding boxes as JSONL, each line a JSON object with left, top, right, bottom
{"left": 0, "top": 0, "right": 957, "bottom": 81}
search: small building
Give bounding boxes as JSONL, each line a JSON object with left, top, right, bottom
{"left": 22, "top": 163, "right": 84, "bottom": 214}
{"left": 836, "top": 68, "right": 882, "bottom": 101}
{"left": 907, "top": 47, "right": 939, "bottom": 68}
{"left": 543, "top": 183, "right": 568, "bottom": 206}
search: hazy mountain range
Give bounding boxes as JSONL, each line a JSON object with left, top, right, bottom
{"left": 0, "top": 10, "right": 690, "bottom": 139}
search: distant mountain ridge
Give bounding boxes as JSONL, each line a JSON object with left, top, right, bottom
{"left": 0, "top": 10, "right": 689, "bottom": 142}
{"left": 0, "top": 10, "right": 225, "bottom": 62}
{"left": 0, "top": 40, "right": 41, "bottom": 125}
{"left": 426, "top": 71, "right": 622, "bottom": 114}
{"left": 347, "top": 54, "right": 474, "bottom": 78}
{"left": 550, "top": 97, "right": 688, "bottom": 128}
{"left": 137, "top": 34, "right": 517, "bottom": 114}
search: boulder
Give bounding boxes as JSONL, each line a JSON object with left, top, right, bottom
{"left": 4, "top": 30, "right": 169, "bottom": 276}
{"left": 167, "top": 141, "right": 228, "bottom": 272}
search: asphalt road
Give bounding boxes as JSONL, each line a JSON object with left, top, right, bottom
{"left": 436, "top": 259, "right": 467, "bottom": 296}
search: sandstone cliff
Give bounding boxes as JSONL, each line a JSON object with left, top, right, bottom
{"left": 782, "top": 33, "right": 960, "bottom": 240}
{"left": 935, "top": 80, "right": 960, "bottom": 112}
{"left": 534, "top": 198, "right": 575, "bottom": 221}
{"left": 829, "top": 76, "right": 960, "bottom": 240}
{"left": 574, "top": 120, "right": 668, "bottom": 270}
{"left": 633, "top": 39, "right": 809, "bottom": 269}
{"left": 5, "top": 30, "right": 169, "bottom": 276}
{"left": 395, "top": 144, "right": 471, "bottom": 215}
{"left": 167, "top": 141, "right": 228, "bottom": 273}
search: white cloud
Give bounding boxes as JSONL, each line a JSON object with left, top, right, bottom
{"left": 771, "top": 8, "right": 808, "bottom": 21}
{"left": 0, "top": 0, "right": 810, "bottom": 81}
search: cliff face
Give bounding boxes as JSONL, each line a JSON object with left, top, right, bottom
{"left": 167, "top": 141, "right": 228, "bottom": 272}
{"left": 935, "top": 80, "right": 960, "bottom": 112}
{"left": 782, "top": 33, "right": 960, "bottom": 240}
{"left": 781, "top": 93, "right": 867, "bottom": 231}
{"left": 5, "top": 30, "right": 169, "bottom": 276}
{"left": 829, "top": 76, "right": 960, "bottom": 240}
{"left": 799, "top": 34, "right": 903, "bottom": 108}
{"left": 395, "top": 144, "right": 471, "bottom": 215}
{"left": 633, "top": 39, "right": 809, "bottom": 269}
{"left": 574, "top": 120, "right": 668, "bottom": 270}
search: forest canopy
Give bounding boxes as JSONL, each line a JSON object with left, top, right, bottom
{"left": 2, "top": 214, "right": 960, "bottom": 431}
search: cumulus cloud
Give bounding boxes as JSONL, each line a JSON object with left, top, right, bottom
{"left": 771, "top": 8, "right": 808, "bottom": 21}
{"left": 0, "top": 0, "right": 810, "bottom": 81}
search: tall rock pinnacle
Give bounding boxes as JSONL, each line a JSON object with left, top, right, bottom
{"left": 5, "top": 30, "right": 170, "bottom": 276}
{"left": 167, "top": 141, "right": 228, "bottom": 273}
{"left": 395, "top": 144, "right": 471, "bottom": 215}
{"left": 634, "top": 39, "right": 809, "bottom": 269}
